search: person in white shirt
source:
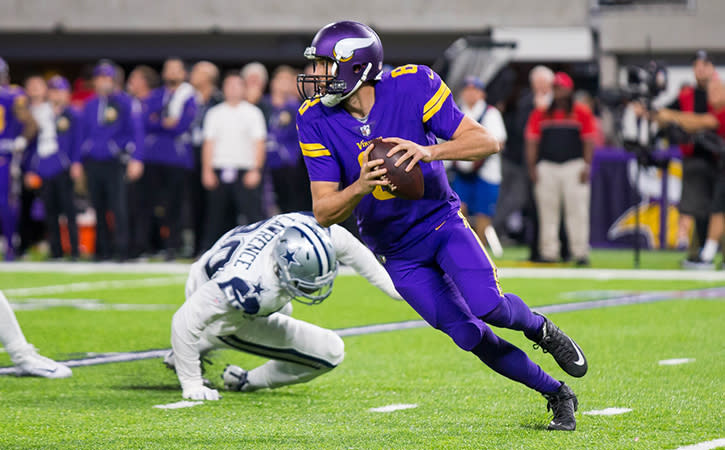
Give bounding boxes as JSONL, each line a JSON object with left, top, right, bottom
{"left": 201, "top": 72, "right": 267, "bottom": 248}
{"left": 165, "top": 212, "right": 401, "bottom": 400}
{"left": 451, "top": 76, "right": 508, "bottom": 243}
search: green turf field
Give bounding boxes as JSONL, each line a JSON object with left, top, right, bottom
{"left": 0, "top": 264, "right": 723, "bottom": 449}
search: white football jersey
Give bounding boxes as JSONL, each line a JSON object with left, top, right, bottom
{"left": 194, "top": 212, "right": 327, "bottom": 318}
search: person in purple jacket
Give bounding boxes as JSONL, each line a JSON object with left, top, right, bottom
{"left": 79, "top": 60, "right": 144, "bottom": 261}
{"left": 24, "top": 76, "right": 80, "bottom": 259}
{"left": 0, "top": 57, "right": 38, "bottom": 261}
{"left": 265, "top": 65, "right": 311, "bottom": 213}
{"left": 296, "top": 21, "right": 588, "bottom": 431}
{"left": 141, "top": 58, "right": 197, "bottom": 260}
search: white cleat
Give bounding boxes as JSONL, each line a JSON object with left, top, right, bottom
{"left": 14, "top": 350, "right": 72, "bottom": 379}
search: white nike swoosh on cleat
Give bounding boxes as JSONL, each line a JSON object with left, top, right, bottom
{"left": 569, "top": 338, "right": 585, "bottom": 366}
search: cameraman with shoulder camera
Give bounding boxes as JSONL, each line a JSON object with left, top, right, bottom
{"left": 657, "top": 52, "right": 725, "bottom": 268}
{"left": 660, "top": 51, "right": 717, "bottom": 263}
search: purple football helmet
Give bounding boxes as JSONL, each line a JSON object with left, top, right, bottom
{"left": 297, "top": 21, "right": 384, "bottom": 107}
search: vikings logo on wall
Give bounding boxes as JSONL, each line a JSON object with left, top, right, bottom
{"left": 606, "top": 158, "right": 683, "bottom": 249}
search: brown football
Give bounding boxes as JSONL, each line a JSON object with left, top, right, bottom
{"left": 368, "top": 137, "right": 425, "bottom": 200}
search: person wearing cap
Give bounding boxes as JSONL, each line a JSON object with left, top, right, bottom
{"left": 0, "top": 58, "right": 38, "bottom": 260}
{"left": 451, "top": 76, "right": 507, "bottom": 244}
{"left": 139, "top": 58, "right": 197, "bottom": 260}
{"left": 665, "top": 51, "right": 717, "bottom": 262}
{"left": 525, "top": 72, "right": 596, "bottom": 265}
{"left": 79, "top": 61, "right": 145, "bottom": 261}
{"left": 23, "top": 76, "right": 80, "bottom": 259}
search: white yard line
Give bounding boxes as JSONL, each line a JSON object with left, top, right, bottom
{"left": 368, "top": 403, "right": 418, "bottom": 413}
{"left": 658, "top": 358, "right": 696, "bottom": 366}
{"left": 4, "top": 276, "right": 187, "bottom": 297}
{"left": 4, "top": 261, "right": 725, "bottom": 281}
{"left": 153, "top": 401, "right": 203, "bottom": 410}
{"left": 674, "top": 438, "right": 725, "bottom": 450}
{"left": 1, "top": 286, "right": 722, "bottom": 375}
{"left": 9, "top": 298, "right": 175, "bottom": 311}
{"left": 582, "top": 407, "right": 632, "bottom": 416}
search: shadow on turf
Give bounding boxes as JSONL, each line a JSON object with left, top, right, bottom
{"left": 114, "top": 384, "right": 181, "bottom": 392}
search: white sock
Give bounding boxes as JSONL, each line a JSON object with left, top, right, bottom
{"left": 700, "top": 239, "right": 719, "bottom": 262}
{"left": 243, "top": 360, "right": 330, "bottom": 392}
{"left": 0, "top": 290, "right": 31, "bottom": 363}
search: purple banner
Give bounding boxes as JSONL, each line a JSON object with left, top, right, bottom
{"left": 590, "top": 148, "right": 683, "bottom": 249}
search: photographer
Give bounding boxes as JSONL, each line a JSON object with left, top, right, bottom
{"left": 657, "top": 75, "right": 725, "bottom": 268}
{"left": 665, "top": 51, "right": 716, "bottom": 259}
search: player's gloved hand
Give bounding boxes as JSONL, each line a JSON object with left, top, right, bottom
{"left": 355, "top": 145, "right": 389, "bottom": 195}
{"left": 182, "top": 384, "right": 220, "bottom": 401}
{"left": 383, "top": 137, "right": 433, "bottom": 172}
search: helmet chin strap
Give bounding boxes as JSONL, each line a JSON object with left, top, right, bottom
{"left": 321, "top": 62, "right": 373, "bottom": 107}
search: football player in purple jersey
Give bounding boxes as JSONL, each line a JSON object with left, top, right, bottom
{"left": 0, "top": 58, "right": 38, "bottom": 261}
{"left": 296, "top": 21, "right": 588, "bottom": 431}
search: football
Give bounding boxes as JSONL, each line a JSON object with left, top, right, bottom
{"left": 368, "top": 137, "right": 425, "bottom": 200}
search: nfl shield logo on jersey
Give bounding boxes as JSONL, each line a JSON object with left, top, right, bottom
{"left": 359, "top": 124, "right": 371, "bottom": 137}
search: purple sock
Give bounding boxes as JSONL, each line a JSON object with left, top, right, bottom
{"left": 482, "top": 293, "right": 544, "bottom": 341}
{"left": 472, "top": 327, "right": 561, "bottom": 394}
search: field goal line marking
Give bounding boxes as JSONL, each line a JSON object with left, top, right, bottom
{"left": 0, "top": 285, "right": 722, "bottom": 375}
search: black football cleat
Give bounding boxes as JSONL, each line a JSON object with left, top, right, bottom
{"left": 543, "top": 382, "right": 578, "bottom": 431}
{"left": 533, "top": 313, "right": 588, "bottom": 378}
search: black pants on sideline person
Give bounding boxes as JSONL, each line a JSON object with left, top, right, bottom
{"left": 143, "top": 163, "right": 188, "bottom": 260}
{"left": 40, "top": 170, "right": 78, "bottom": 259}
{"left": 202, "top": 169, "right": 263, "bottom": 250}
{"left": 84, "top": 158, "right": 129, "bottom": 261}
{"left": 269, "top": 163, "right": 312, "bottom": 214}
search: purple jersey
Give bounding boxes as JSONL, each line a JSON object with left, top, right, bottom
{"left": 0, "top": 86, "right": 26, "bottom": 154}
{"left": 296, "top": 65, "right": 464, "bottom": 255}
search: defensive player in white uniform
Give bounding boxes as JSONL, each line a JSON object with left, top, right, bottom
{"left": 167, "top": 212, "right": 401, "bottom": 400}
{"left": 0, "top": 290, "right": 72, "bottom": 378}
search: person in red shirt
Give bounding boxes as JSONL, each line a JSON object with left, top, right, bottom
{"left": 525, "top": 72, "right": 596, "bottom": 265}
{"left": 658, "top": 75, "right": 725, "bottom": 268}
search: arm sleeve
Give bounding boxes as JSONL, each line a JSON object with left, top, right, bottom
{"left": 417, "top": 66, "right": 465, "bottom": 140}
{"left": 164, "top": 97, "right": 198, "bottom": 138}
{"left": 296, "top": 115, "right": 341, "bottom": 183}
{"left": 524, "top": 109, "right": 542, "bottom": 142}
{"left": 577, "top": 104, "right": 596, "bottom": 140}
{"left": 250, "top": 106, "right": 267, "bottom": 141}
{"left": 203, "top": 108, "right": 217, "bottom": 141}
{"left": 170, "top": 280, "right": 230, "bottom": 391}
{"left": 330, "top": 225, "right": 402, "bottom": 300}
{"left": 129, "top": 100, "right": 145, "bottom": 161}
{"left": 70, "top": 111, "right": 82, "bottom": 163}
{"left": 483, "top": 107, "right": 507, "bottom": 143}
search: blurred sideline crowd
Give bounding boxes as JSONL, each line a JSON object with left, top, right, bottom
{"left": 0, "top": 53, "right": 724, "bottom": 267}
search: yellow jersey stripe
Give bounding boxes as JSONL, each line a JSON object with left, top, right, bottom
{"left": 423, "top": 82, "right": 448, "bottom": 115}
{"left": 298, "top": 98, "right": 321, "bottom": 116}
{"left": 301, "top": 148, "right": 331, "bottom": 157}
{"left": 422, "top": 84, "right": 451, "bottom": 123}
{"left": 299, "top": 141, "right": 326, "bottom": 151}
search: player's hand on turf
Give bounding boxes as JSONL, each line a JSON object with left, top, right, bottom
{"left": 202, "top": 168, "right": 219, "bottom": 190}
{"left": 356, "top": 144, "right": 389, "bottom": 195}
{"left": 182, "top": 385, "right": 220, "bottom": 401}
{"left": 243, "top": 168, "right": 262, "bottom": 189}
{"left": 383, "top": 137, "right": 433, "bottom": 172}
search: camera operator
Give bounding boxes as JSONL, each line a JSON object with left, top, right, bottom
{"left": 657, "top": 75, "right": 725, "bottom": 268}
{"left": 664, "top": 50, "right": 716, "bottom": 259}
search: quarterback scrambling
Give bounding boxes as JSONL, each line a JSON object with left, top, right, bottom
{"left": 296, "top": 21, "right": 588, "bottom": 430}
{"left": 167, "top": 212, "right": 400, "bottom": 401}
